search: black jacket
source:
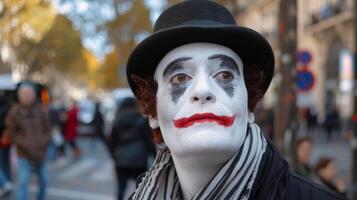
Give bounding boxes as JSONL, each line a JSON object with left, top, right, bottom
{"left": 249, "top": 139, "right": 348, "bottom": 200}
{"left": 109, "top": 111, "right": 156, "bottom": 169}
{"left": 92, "top": 107, "right": 104, "bottom": 137}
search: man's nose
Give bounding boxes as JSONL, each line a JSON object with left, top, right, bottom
{"left": 190, "top": 76, "right": 216, "bottom": 104}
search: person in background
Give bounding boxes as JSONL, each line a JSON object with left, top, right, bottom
{"left": 109, "top": 97, "right": 156, "bottom": 200}
{"left": 92, "top": 102, "right": 105, "bottom": 142}
{"left": 0, "top": 94, "right": 12, "bottom": 193}
{"left": 56, "top": 100, "right": 68, "bottom": 160}
{"left": 306, "top": 107, "right": 318, "bottom": 133}
{"left": 323, "top": 106, "right": 340, "bottom": 141}
{"left": 48, "top": 98, "right": 67, "bottom": 161}
{"left": 314, "top": 157, "right": 347, "bottom": 195}
{"left": 64, "top": 100, "right": 80, "bottom": 159}
{"left": 295, "top": 137, "right": 314, "bottom": 179}
{"left": 5, "top": 83, "right": 51, "bottom": 200}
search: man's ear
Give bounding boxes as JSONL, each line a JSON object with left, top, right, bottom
{"left": 149, "top": 116, "right": 159, "bottom": 129}
{"left": 148, "top": 116, "right": 164, "bottom": 144}
{"left": 248, "top": 112, "right": 255, "bottom": 123}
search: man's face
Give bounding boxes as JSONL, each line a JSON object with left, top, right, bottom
{"left": 18, "top": 86, "right": 36, "bottom": 106}
{"left": 297, "top": 140, "right": 313, "bottom": 164}
{"left": 319, "top": 161, "right": 336, "bottom": 181}
{"left": 154, "top": 43, "right": 249, "bottom": 158}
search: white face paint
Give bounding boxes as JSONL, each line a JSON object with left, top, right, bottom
{"left": 154, "top": 43, "right": 250, "bottom": 160}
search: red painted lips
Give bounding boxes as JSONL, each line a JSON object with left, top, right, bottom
{"left": 173, "top": 113, "right": 236, "bottom": 128}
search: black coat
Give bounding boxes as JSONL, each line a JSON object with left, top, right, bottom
{"left": 249, "top": 139, "right": 348, "bottom": 200}
{"left": 109, "top": 111, "right": 156, "bottom": 169}
{"left": 92, "top": 109, "right": 104, "bottom": 137}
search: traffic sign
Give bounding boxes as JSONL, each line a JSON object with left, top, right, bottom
{"left": 296, "top": 68, "right": 315, "bottom": 91}
{"left": 297, "top": 50, "right": 312, "bottom": 65}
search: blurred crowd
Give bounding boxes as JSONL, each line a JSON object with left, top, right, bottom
{"left": 255, "top": 104, "right": 343, "bottom": 143}
{"left": 294, "top": 137, "right": 347, "bottom": 196}
{"left": 0, "top": 81, "right": 156, "bottom": 200}
{"left": 255, "top": 103, "right": 348, "bottom": 197}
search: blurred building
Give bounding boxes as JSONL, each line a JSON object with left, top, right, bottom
{"left": 235, "top": 0, "right": 355, "bottom": 120}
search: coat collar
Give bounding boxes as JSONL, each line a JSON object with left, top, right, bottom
{"left": 249, "top": 138, "right": 290, "bottom": 200}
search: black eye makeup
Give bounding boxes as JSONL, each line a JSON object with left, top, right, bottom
{"left": 162, "top": 56, "right": 192, "bottom": 103}
{"left": 163, "top": 56, "right": 192, "bottom": 79}
{"left": 208, "top": 54, "right": 239, "bottom": 97}
{"left": 162, "top": 54, "right": 240, "bottom": 102}
{"left": 170, "top": 73, "right": 191, "bottom": 103}
{"left": 208, "top": 54, "right": 240, "bottom": 75}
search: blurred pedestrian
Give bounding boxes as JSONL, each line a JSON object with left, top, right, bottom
{"left": 64, "top": 100, "right": 80, "bottom": 159}
{"left": 48, "top": 98, "right": 66, "bottom": 160}
{"left": 323, "top": 106, "right": 340, "bottom": 141}
{"left": 0, "top": 107, "right": 13, "bottom": 198}
{"left": 5, "top": 83, "right": 51, "bottom": 200}
{"left": 92, "top": 102, "right": 105, "bottom": 141}
{"left": 109, "top": 97, "right": 156, "bottom": 200}
{"left": 0, "top": 95, "right": 12, "bottom": 182}
{"left": 306, "top": 107, "right": 318, "bottom": 133}
{"left": 294, "top": 137, "right": 314, "bottom": 179}
{"left": 314, "top": 157, "right": 347, "bottom": 195}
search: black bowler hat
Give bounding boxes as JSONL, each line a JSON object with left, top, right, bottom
{"left": 126, "top": 0, "right": 274, "bottom": 96}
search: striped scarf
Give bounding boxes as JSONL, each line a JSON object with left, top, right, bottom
{"left": 130, "top": 123, "right": 267, "bottom": 200}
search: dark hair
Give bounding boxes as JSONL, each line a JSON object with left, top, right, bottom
{"left": 296, "top": 136, "right": 313, "bottom": 148}
{"left": 315, "top": 157, "right": 333, "bottom": 172}
{"left": 131, "top": 64, "right": 265, "bottom": 143}
{"left": 243, "top": 64, "right": 264, "bottom": 112}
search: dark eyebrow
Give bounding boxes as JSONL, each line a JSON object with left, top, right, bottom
{"left": 208, "top": 54, "right": 240, "bottom": 75}
{"left": 163, "top": 57, "right": 192, "bottom": 77}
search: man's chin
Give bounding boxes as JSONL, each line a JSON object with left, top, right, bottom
{"left": 170, "top": 134, "right": 240, "bottom": 157}
{"left": 170, "top": 141, "right": 239, "bottom": 164}
{"left": 163, "top": 123, "right": 244, "bottom": 156}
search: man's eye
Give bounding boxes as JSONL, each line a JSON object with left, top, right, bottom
{"left": 170, "top": 73, "right": 191, "bottom": 84}
{"left": 214, "top": 71, "right": 234, "bottom": 81}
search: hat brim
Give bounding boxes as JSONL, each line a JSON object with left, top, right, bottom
{"left": 126, "top": 25, "right": 275, "bottom": 96}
